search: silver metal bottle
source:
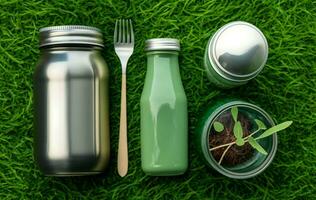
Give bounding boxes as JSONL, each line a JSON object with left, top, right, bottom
{"left": 34, "top": 26, "right": 110, "bottom": 176}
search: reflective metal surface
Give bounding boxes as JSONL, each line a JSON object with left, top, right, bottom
{"left": 145, "top": 38, "right": 180, "bottom": 51}
{"left": 39, "top": 25, "right": 104, "bottom": 48}
{"left": 208, "top": 21, "right": 268, "bottom": 82}
{"left": 34, "top": 31, "right": 110, "bottom": 175}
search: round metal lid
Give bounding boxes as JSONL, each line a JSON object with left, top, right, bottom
{"left": 210, "top": 21, "right": 268, "bottom": 79}
{"left": 145, "top": 38, "right": 180, "bottom": 51}
{"left": 39, "top": 25, "right": 104, "bottom": 48}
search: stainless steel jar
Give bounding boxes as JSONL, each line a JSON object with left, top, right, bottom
{"left": 34, "top": 25, "right": 110, "bottom": 176}
{"left": 204, "top": 21, "right": 268, "bottom": 88}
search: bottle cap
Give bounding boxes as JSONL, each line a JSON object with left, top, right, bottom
{"left": 145, "top": 38, "right": 180, "bottom": 51}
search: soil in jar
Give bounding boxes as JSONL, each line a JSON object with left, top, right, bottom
{"left": 209, "top": 110, "right": 254, "bottom": 166}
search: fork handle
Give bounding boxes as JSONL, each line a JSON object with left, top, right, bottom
{"left": 118, "top": 74, "right": 128, "bottom": 177}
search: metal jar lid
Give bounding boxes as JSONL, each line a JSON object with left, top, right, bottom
{"left": 39, "top": 25, "right": 104, "bottom": 48}
{"left": 145, "top": 38, "right": 180, "bottom": 51}
{"left": 208, "top": 21, "right": 268, "bottom": 82}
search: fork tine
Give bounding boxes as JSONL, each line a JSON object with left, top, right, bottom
{"left": 118, "top": 19, "right": 122, "bottom": 43}
{"left": 122, "top": 19, "right": 126, "bottom": 43}
{"left": 114, "top": 20, "right": 118, "bottom": 43}
{"left": 129, "top": 19, "right": 134, "bottom": 43}
{"left": 126, "top": 19, "right": 130, "bottom": 43}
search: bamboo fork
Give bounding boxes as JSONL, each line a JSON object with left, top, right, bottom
{"left": 114, "top": 19, "right": 134, "bottom": 177}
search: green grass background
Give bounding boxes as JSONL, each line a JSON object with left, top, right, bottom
{"left": 1, "top": 0, "right": 315, "bottom": 199}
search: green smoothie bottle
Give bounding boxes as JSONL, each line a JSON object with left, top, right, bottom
{"left": 140, "top": 38, "right": 188, "bottom": 176}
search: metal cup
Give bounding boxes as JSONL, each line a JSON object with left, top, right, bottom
{"left": 204, "top": 21, "right": 268, "bottom": 88}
